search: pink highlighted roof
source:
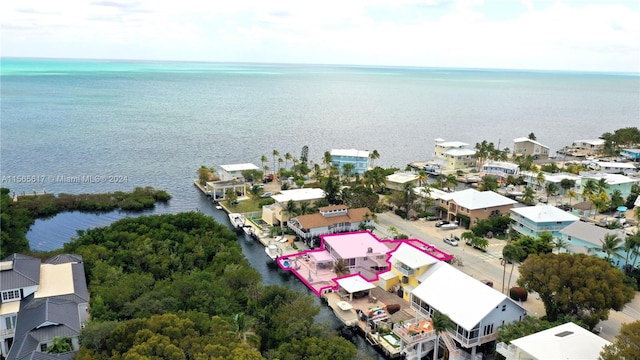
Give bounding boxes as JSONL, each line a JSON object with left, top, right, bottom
{"left": 277, "top": 231, "right": 453, "bottom": 297}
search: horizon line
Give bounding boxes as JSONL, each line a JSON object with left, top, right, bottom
{"left": 2, "top": 56, "right": 639, "bottom": 76}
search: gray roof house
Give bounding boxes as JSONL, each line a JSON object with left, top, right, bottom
{"left": 3, "top": 254, "right": 89, "bottom": 360}
{"left": 559, "top": 221, "right": 631, "bottom": 269}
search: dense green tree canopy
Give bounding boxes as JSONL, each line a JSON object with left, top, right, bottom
{"left": 517, "top": 253, "right": 635, "bottom": 329}
{"left": 599, "top": 320, "right": 640, "bottom": 360}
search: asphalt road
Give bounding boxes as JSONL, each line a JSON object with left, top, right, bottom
{"left": 373, "top": 211, "right": 640, "bottom": 342}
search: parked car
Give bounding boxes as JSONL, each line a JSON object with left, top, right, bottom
{"left": 443, "top": 236, "right": 459, "bottom": 246}
{"left": 261, "top": 192, "right": 273, "bottom": 198}
{"left": 435, "top": 220, "right": 450, "bottom": 227}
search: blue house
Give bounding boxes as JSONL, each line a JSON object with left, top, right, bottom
{"left": 620, "top": 148, "right": 640, "bottom": 161}
{"left": 560, "top": 221, "right": 634, "bottom": 269}
{"left": 330, "top": 149, "right": 370, "bottom": 175}
{"left": 510, "top": 205, "right": 579, "bottom": 238}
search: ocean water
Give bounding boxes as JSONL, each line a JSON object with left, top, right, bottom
{"left": 1, "top": 57, "right": 639, "bottom": 215}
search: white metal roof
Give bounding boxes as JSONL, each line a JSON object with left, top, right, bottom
{"left": 272, "top": 188, "right": 326, "bottom": 202}
{"left": 583, "top": 173, "right": 637, "bottom": 185}
{"left": 413, "top": 262, "right": 517, "bottom": 330}
{"left": 444, "top": 148, "right": 476, "bottom": 156}
{"left": 337, "top": 275, "right": 376, "bottom": 293}
{"left": 390, "top": 243, "right": 439, "bottom": 269}
{"left": 513, "top": 137, "right": 549, "bottom": 148}
{"left": 595, "top": 162, "right": 637, "bottom": 170}
{"left": 511, "top": 322, "right": 610, "bottom": 360}
{"left": 437, "top": 141, "right": 468, "bottom": 148}
{"left": 440, "top": 188, "right": 517, "bottom": 210}
{"left": 220, "top": 163, "right": 260, "bottom": 172}
{"left": 575, "top": 139, "right": 605, "bottom": 146}
{"left": 414, "top": 187, "right": 449, "bottom": 200}
{"left": 511, "top": 204, "right": 580, "bottom": 223}
{"left": 330, "top": 149, "right": 370, "bottom": 158}
{"left": 482, "top": 161, "right": 520, "bottom": 171}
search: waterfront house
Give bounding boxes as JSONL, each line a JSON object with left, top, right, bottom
{"left": 385, "top": 171, "right": 420, "bottom": 191}
{"left": 573, "top": 139, "right": 605, "bottom": 156}
{"left": 204, "top": 163, "right": 259, "bottom": 201}
{"left": 481, "top": 161, "right": 520, "bottom": 180}
{"left": 520, "top": 171, "right": 581, "bottom": 195}
{"left": 436, "top": 188, "right": 517, "bottom": 228}
{"left": 621, "top": 148, "right": 640, "bottom": 161}
{"left": 579, "top": 173, "right": 638, "bottom": 200}
{"left": 496, "top": 322, "right": 610, "bottom": 360}
{"left": 379, "top": 243, "right": 440, "bottom": 302}
{"left": 510, "top": 205, "right": 579, "bottom": 238}
{"left": 433, "top": 139, "right": 476, "bottom": 172}
{"left": 513, "top": 138, "right": 550, "bottom": 160}
{"left": 323, "top": 232, "right": 390, "bottom": 280}
{"left": 261, "top": 188, "right": 326, "bottom": 226}
{"left": 219, "top": 163, "right": 260, "bottom": 181}
{"left": 401, "top": 261, "right": 527, "bottom": 360}
{"left": 330, "top": 149, "right": 370, "bottom": 175}
{"left": 3, "top": 254, "right": 89, "bottom": 360}
{"left": 287, "top": 205, "right": 374, "bottom": 240}
{"left": 559, "top": 221, "right": 632, "bottom": 268}
{"left": 591, "top": 161, "right": 638, "bottom": 175}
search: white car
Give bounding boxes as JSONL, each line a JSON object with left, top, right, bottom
{"left": 443, "top": 236, "right": 459, "bottom": 247}
{"left": 261, "top": 192, "right": 273, "bottom": 198}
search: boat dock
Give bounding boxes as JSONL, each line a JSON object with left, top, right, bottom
{"left": 323, "top": 287, "right": 420, "bottom": 359}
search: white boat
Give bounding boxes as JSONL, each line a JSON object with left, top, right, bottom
{"left": 243, "top": 226, "right": 253, "bottom": 235}
{"left": 228, "top": 213, "right": 246, "bottom": 229}
{"left": 264, "top": 244, "right": 281, "bottom": 261}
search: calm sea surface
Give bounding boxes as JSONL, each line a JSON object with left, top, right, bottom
{"left": 2, "top": 57, "right": 639, "bottom": 244}
{"left": 2, "top": 58, "right": 637, "bottom": 358}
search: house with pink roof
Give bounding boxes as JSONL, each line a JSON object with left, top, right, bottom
{"left": 324, "top": 232, "right": 391, "bottom": 280}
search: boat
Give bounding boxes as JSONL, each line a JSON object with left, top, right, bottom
{"left": 265, "top": 244, "right": 281, "bottom": 261}
{"left": 228, "top": 213, "right": 246, "bottom": 230}
{"left": 243, "top": 226, "right": 253, "bottom": 235}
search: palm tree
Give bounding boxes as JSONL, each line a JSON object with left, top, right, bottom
{"left": 272, "top": 150, "right": 279, "bottom": 177}
{"left": 431, "top": 311, "right": 455, "bottom": 360}
{"left": 544, "top": 182, "right": 559, "bottom": 203}
{"left": 260, "top": 155, "right": 268, "bottom": 175}
{"left": 623, "top": 231, "right": 640, "bottom": 268}
{"left": 522, "top": 187, "right": 535, "bottom": 205}
{"left": 599, "top": 233, "right": 624, "bottom": 264}
{"left": 417, "top": 170, "right": 429, "bottom": 187}
{"left": 581, "top": 179, "right": 598, "bottom": 201}
{"left": 535, "top": 171, "right": 545, "bottom": 191}
{"left": 46, "top": 337, "right": 72, "bottom": 354}
{"left": 445, "top": 174, "right": 457, "bottom": 192}
{"left": 333, "top": 259, "right": 350, "bottom": 276}
{"left": 596, "top": 178, "right": 610, "bottom": 195}
{"left": 323, "top": 151, "right": 333, "bottom": 171}
{"left": 369, "top": 149, "right": 380, "bottom": 168}
{"left": 342, "top": 163, "right": 355, "bottom": 183}
{"left": 553, "top": 237, "right": 569, "bottom": 254}
{"left": 479, "top": 175, "right": 498, "bottom": 192}
{"left": 501, "top": 244, "right": 521, "bottom": 294}
{"left": 567, "top": 189, "right": 577, "bottom": 206}
{"left": 284, "top": 152, "right": 292, "bottom": 171}
{"left": 278, "top": 157, "right": 284, "bottom": 176}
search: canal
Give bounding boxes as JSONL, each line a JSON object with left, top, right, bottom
{"left": 25, "top": 193, "right": 387, "bottom": 359}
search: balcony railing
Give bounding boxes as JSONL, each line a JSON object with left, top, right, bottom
{"left": 394, "top": 263, "right": 415, "bottom": 277}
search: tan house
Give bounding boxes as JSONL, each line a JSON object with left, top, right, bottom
{"left": 433, "top": 139, "right": 476, "bottom": 171}
{"left": 437, "top": 189, "right": 517, "bottom": 228}
{"left": 385, "top": 171, "right": 420, "bottom": 191}
{"left": 262, "top": 188, "right": 326, "bottom": 226}
{"left": 287, "top": 205, "right": 374, "bottom": 240}
{"left": 513, "top": 138, "right": 550, "bottom": 160}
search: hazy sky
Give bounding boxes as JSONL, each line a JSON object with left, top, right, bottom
{"left": 2, "top": 0, "right": 639, "bottom": 72}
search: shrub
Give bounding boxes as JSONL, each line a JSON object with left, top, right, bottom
{"left": 509, "top": 286, "right": 528, "bottom": 302}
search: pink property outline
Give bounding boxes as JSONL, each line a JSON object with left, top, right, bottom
{"left": 276, "top": 230, "right": 453, "bottom": 297}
